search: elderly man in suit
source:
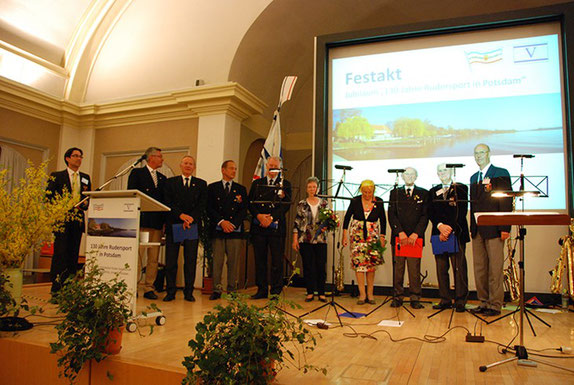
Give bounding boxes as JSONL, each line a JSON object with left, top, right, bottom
{"left": 428, "top": 163, "right": 470, "bottom": 312}
{"left": 388, "top": 167, "right": 429, "bottom": 309}
{"left": 47, "top": 147, "right": 91, "bottom": 295}
{"left": 470, "top": 143, "right": 512, "bottom": 317}
{"left": 207, "top": 160, "right": 248, "bottom": 300}
{"left": 162, "top": 155, "right": 207, "bottom": 302}
{"left": 249, "top": 156, "right": 292, "bottom": 299}
{"left": 127, "top": 147, "right": 166, "bottom": 300}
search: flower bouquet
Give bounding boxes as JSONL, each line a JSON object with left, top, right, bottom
{"left": 313, "top": 207, "right": 340, "bottom": 240}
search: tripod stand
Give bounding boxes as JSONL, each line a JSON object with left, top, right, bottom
{"left": 477, "top": 211, "right": 572, "bottom": 373}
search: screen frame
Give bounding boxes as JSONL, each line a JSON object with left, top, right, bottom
{"left": 314, "top": 3, "right": 574, "bottom": 216}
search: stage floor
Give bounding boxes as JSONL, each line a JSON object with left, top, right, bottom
{"left": 2, "top": 283, "right": 574, "bottom": 384}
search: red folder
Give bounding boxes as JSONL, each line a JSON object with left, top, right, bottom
{"left": 395, "top": 237, "right": 423, "bottom": 258}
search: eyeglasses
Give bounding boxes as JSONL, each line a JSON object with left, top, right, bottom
{"left": 474, "top": 151, "right": 489, "bottom": 155}
{"left": 70, "top": 155, "right": 83, "bottom": 159}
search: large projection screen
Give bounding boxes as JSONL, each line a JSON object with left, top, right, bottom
{"left": 316, "top": 11, "right": 573, "bottom": 293}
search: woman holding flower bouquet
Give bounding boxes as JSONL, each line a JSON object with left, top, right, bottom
{"left": 342, "top": 180, "right": 387, "bottom": 305}
{"left": 292, "top": 177, "right": 332, "bottom": 302}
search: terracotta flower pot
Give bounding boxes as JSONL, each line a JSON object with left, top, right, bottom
{"left": 104, "top": 327, "right": 124, "bottom": 355}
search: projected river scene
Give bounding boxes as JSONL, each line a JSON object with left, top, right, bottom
{"left": 332, "top": 93, "right": 563, "bottom": 161}
{"left": 88, "top": 218, "right": 138, "bottom": 238}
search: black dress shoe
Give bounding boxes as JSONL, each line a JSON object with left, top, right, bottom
{"left": 209, "top": 292, "right": 221, "bottom": 300}
{"left": 482, "top": 308, "right": 501, "bottom": 316}
{"left": 455, "top": 303, "right": 466, "bottom": 313}
{"left": 432, "top": 302, "right": 452, "bottom": 310}
{"left": 470, "top": 306, "right": 487, "bottom": 314}
{"left": 163, "top": 294, "right": 175, "bottom": 302}
{"left": 410, "top": 301, "right": 424, "bottom": 309}
{"left": 251, "top": 292, "right": 268, "bottom": 300}
{"left": 184, "top": 294, "right": 196, "bottom": 302}
{"left": 143, "top": 291, "right": 158, "bottom": 300}
{"left": 390, "top": 298, "right": 402, "bottom": 308}
{"left": 366, "top": 299, "right": 376, "bottom": 305}
{"left": 318, "top": 296, "right": 327, "bottom": 303}
{"left": 304, "top": 295, "right": 314, "bottom": 302}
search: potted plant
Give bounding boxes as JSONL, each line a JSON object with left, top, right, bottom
{"left": 0, "top": 161, "right": 76, "bottom": 304}
{"left": 182, "top": 293, "right": 326, "bottom": 384}
{"left": 50, "top": 258, "right": 158, "bottom": 384}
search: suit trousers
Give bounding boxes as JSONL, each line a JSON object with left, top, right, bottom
{"left": 50, "top": 221, "right": 83, "bottom": 293}
{"left": 212, "top": 237, "right": 242, "bottom": 293}
{"left": 138, "top": 228, "right": 162, "bottom": 293}
{"left": 251, "top": 233, "right": 284, "bottom": 295}
{"left": 165, "top": 238, "right": 198, "bottom": 296}
{"left": 472, "top": 233, "right": 504, "bottom": 311}
{"left": 299, "top": 243, "right": 327, "bottom": 295}
{"left": 435, "top": 243, "right": 468, "bottom": 305}
{"left": 393, "top": 249, "right": 422, "bottom": 301}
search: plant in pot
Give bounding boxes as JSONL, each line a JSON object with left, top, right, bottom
{"left": 182, "top": 293, "right": 326, "bottom": 384}
{"left": 0, "top": 161, "right": 75, "bottom": 324}
{"left": 50, "top": 257, "right": 158, "bottom": 384}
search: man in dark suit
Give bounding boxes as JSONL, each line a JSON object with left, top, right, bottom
{"left": 388, "top": 167, "right": 429, "bottom": 309}
{"left": 127, "top": 147, "right": 166, "bottom": 300}
{"left": 207, "top": 160, "right": 248, "bottom": 300}
{"left": 248, "top": 156, "right": 292, "bottom": 299}
{"left": 47, "top": 147, "right": 91, "bottom": 295}
{"left": 470, "top": 143, "right": 512, "bottom": 317}
{"left": 162, "top": 155, "right": 207, "bottom": 302}
{"left": 428, "top": 163, "right": 470, "bottom": 312}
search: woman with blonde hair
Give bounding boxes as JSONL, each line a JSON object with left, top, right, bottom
{"left": 341, "top": 180, "right": 387, "bottom": 304}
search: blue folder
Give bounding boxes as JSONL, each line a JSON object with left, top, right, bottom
{"left": 172, "top": 223, "right": 198, "bottom": 243}
{"left": 431, "top": 234, "right": 459, "bottom": 255}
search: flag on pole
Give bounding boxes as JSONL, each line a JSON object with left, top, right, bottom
{"left": 253, "top": 76, "right": 297, "bottom": 180}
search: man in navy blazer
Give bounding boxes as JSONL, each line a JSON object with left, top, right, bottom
{"left": 46, "top": 147, "right": 91, "bottom": 295}
{"left": 127, "top": 147, "right": 166, "bottom": 300}
{"left": 248, "top": 156, "right": 292, "bottom": 298}
{"left": 428, "top": 163, "right": 469, "bottom": 312}
{"left": 162, "top": 155, "right": 207, "bottom": 302}
{"left": 469, "top": 143, "right": 512, "bottom": 316}
{"left": 388, "top": 167, "right": 429, "bottom": 309}
{"left": 207, "top": 160, "right": 248, "bottom": 300}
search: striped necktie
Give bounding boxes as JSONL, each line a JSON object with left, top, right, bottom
{"left": 151, "top": 170, "right": 158, "bottom": 187}
{"left": 72, "top": 172, "right": 80, "bottom": 200}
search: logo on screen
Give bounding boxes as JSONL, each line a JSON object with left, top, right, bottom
{"left": 465, "top": 48, "right": 503, "bottom": 65}
{"left": 123, "top": 203, "right": 135, "bottom": 212}
{"left": 513, "top": 43, "right": 548, "bottom": 63}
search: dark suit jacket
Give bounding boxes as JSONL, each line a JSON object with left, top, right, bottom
{"left": 428, "top": 183, "right": 470, "bottom": 244}
{"left": 470, "top": 165, "right": 512, "bottom": 239}
{"left": 248, "top": 176, "right": 292, "bottom": 236}
{"left": 163, "top": 175, "right": 207, "bottom": 238}
{"left": 47, "top": 169, "right": 92, "bottom": 224}
{"left": 207, "top": 181, "right": 248, "bottom": 239}
{"left": 127, "top": 167, "right": 166, "bottom": 229}
{"left": 388, "top": 186, "right": 429, "bottom": 246}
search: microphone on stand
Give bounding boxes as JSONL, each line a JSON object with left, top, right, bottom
{"left": 388, "top": 169, "right": 405, "bottom": 173}
{"left": 132, "top": 153, "right": 147, "bottom": 167}
{"left": 513, "top": 154, "right": 534, "bottom": 158}
{"left": 335, "top": 165, "right": 353, "bottom": 171}
{"left": 445, "top": 164, "right": 465, "bottom": 168}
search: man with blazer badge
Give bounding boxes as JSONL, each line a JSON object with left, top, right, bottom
{"left": 127, "top": 147, "right": 166, "bottom": 300}
{"left": 207, "top": 160, "right": 248, "bottom": 300}
{"left": 249, "top": 156, "right": 292, "bottom": 299}
{"left": 388, "top": 167, "right": 429, "bottom": 309}
{"left": 46, "top": 147, "right": 91, "bottom": 296}
{"left": 163, "top": 155, "right": 207, "bottom": 302}
{"left": 428, "top": 163, "right": 470, "bottom": 312}
{"left": 470, "top": 143, "right": 512, "bottom": 317}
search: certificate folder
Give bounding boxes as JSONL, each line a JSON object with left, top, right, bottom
{"left": 172, "top": 223, "right": 198, "bottom": 242}
{"left": 431, "top": 234, "right": 459, "bottom": 255}
{"left": 394, "top": 237, "right": 423, "bottom": 258}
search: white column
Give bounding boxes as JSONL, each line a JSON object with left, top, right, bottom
{"left": 195, "top": 113, "right": 241, "bottom": 183}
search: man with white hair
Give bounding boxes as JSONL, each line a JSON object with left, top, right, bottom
{"left": 248, "top": 156, "right": 292, "bottom": 299}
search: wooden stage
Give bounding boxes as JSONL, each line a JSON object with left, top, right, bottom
{"left": 1, "top": 283, "right": 573, "bottom": 385}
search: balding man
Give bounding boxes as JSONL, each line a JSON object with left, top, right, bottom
{"left": 470, "top": 144, "right": 512, "bottom": 317}
{"left": 163, "top": 155, "right": 207, "bottom": 302}
{"left": 428, "top": 163, "right": 469, "bottom": 312}
{"left": 388, "top": 167, "right": 429, "bottom": 309}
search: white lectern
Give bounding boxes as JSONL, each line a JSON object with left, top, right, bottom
{"left": 84, "top": 190, "right": 170, "bottom": 331}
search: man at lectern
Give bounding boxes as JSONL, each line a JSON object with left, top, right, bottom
{"left": 428, "top": 163, "right": 469, "bottom": 312}
{"left": 128, "top": 147, "right": 166, "bottom": 300}
{"left": 470, "top": 143, "right": 512, "bottom": 317}
{"left": 249, "top": 156, "right": 292, "bottom": 299}
{"left": 163, "top": 155, "right": 207, "bottom": 302}
{"left": 388, "top": 167, "right": 429, "bottom": 309}
{"left": 47, "top": 147, "right": 91, "bottom": 296}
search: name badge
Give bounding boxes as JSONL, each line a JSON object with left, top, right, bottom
{"left": 81, "top": 177, "right": 89, "bottom": 185}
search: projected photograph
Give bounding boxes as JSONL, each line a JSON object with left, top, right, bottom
{"left": 332, "top": 93, "right": 563, "bottom": 161}
{"left": 87, "top": 218, "right": 138, "bottom": 238}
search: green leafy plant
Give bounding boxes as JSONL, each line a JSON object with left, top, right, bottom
{"left": 50, "top": 258, "right": 158, "bottom": 383}
{"left": 182, "top": 293, "right": 326, "bottom": 385}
